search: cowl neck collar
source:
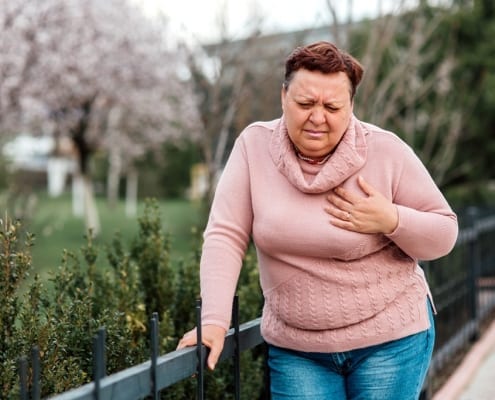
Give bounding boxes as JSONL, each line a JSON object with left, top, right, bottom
{"left": 269, "top": 115, "right": 368, "bottom": 193}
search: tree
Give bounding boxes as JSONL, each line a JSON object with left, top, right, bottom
{"left": 184, "top": 0, "right": 470, "bottom": 203}
{"left": 165, "top": 0, "right": 493, "bottom": 206}
{"left": 186, "top": 36, "right": 261, "bottom": 202}
{"left": 184, "top": 8, "right": 304, "bottom": 203}
{"left": 0, "top": 0, "right": 201, "bottom": 233}
{"left": 444, "top": 0, "right": 495, "bottom": 200}
{"left": 324, "top": 0, "right": 465, "bottom": 188}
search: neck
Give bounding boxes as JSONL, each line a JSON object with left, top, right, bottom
{"left": 293, "top": 146, "right": 332, "bottom": 165}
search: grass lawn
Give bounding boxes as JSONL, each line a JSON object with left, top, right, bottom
{"left": 27, "top": 192, "right": 205, "bottom": 281}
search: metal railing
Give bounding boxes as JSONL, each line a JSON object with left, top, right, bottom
{"left": 422, "top": 210, "right": 495, "bottom": 398}
{"left": 18, "top": 211, "right": 495, "bottom": 400}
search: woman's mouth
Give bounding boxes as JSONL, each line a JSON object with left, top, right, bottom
{"left": 304, "top": 129, "right": 326, "bottom": 138}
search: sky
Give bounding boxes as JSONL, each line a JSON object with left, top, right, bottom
{"left": 135, "top": 0, "right": 414, "bottom": 44}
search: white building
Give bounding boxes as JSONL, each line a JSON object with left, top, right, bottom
{"left": 2, "top": 134, "right": 76, "bottom": 197}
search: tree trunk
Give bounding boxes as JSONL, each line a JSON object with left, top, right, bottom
{"left": 70, "top": 97, "right": 101, "bottom": 235}
{"left": 107, "top": 146, "right": 121, "bottom": 208}
{"left": 72, "top": 173, "right": 84, "bottom": 217}
{"left": 125, "top": 167, "right": 138, "bottom": 217}
{"left": 106, "top": 106, "right": 123, "bottom": 208}
{"left": 83, "top": 175, "right": 100, "bottom": 236}
{"left": 71, "top": 172, "right": 100, "bottom": 235}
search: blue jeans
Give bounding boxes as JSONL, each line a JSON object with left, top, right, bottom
{"left": 268, "top": 301, "right": 435, "bottom": 400}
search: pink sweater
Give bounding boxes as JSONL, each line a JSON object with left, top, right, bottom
{"left": 200, "top": 115, "right": 458, "bottom": 352}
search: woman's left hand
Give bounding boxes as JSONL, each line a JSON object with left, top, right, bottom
{"left": 325, "top": 175, "right": 398, "bottom": 234}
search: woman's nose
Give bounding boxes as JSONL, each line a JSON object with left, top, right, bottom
{"left": 309, "top": 107, "right": 325, "bottom": 125}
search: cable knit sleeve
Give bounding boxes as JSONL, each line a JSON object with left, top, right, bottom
{"left": 384, "top": 141, "right": 458, "bottom": 261}
{"left": 199, "top": 134, "right": 253, "bottom": 330}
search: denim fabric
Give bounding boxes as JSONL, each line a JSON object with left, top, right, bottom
{"left": 268, "top": 301, "right": 435, "bottom": 400}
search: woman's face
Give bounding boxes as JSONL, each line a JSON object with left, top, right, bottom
{"left": 281, "top": 69, "right": 354, "bottom": 158}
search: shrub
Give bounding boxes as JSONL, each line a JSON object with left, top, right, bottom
{"left": 0, "top": 200, "right": 264, "bottom": 399}
{"left": 0, "top": 217, "right": 34, "bottom": 398}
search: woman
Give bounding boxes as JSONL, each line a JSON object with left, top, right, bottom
{"left": 178, "top": 41, "right": 458, "bottom": 399}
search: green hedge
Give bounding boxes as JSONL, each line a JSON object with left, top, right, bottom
{"left": 0, "top": 200, "right": 264, "bottom": 399}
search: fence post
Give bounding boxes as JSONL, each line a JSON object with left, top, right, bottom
{"left": 467, "top": 207, "right": 481, "bottom": 341}
{"left": 232, "top": 295, "right": 241, "bottom": 400}
{"left": 32, "top": 346, "right": 41, "bottom": 400}
{"left": 93, "top": 327, "right": 106, "bottom": 400}
{"left": 18, "top": 356, "right": 28, "bottom": 400}
{"left": 196, "top": 298, "right": 205, "bottom": 400}
{"left": 150, "top": 312, "right": 159, "bottom": 400}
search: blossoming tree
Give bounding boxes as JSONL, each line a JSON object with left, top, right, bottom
{"left": 0, "top": 0, "right": 200, "bottom": 233}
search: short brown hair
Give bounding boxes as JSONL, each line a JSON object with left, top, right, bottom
{"left": 283, "top": 41, "right": 364, "bottom": 100}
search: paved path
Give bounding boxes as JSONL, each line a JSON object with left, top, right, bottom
{"left": 433, "top": 318, "right": 495, "bottom": 400}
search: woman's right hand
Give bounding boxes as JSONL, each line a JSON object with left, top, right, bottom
{"left": 176, "top": 325, "right": 227, "bottom": 370}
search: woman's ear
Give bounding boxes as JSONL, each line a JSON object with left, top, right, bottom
{"left": 281, "top": 86, "right": 286, "bottom": 112}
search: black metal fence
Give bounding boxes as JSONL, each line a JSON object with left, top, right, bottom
{"left": 18, "top": 211, "right": 495, "bottom": 400}
{"left": 423, "top": 209, "right": 495, "bottom": 397}
{"left": 19, "top": 297, "right": 266, "bottom": 400}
